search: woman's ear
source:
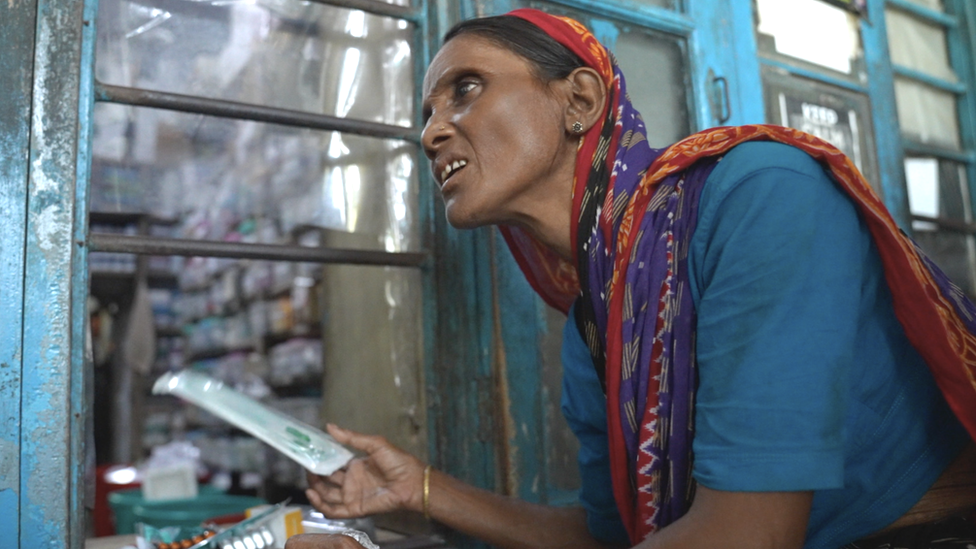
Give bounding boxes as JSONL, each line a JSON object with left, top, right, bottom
{"left": 563, "top": 67, "right": 607, "bottom": 134}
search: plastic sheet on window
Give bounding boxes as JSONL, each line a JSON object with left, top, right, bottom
{"left": 886, "top": 7, "right": 956, "bottom": 82}
{"left": 95, "top": 0, "right": 415, "bottom": 127}
{"left": 894, "top": 77, "right": 961, "bottom": 149}
{"left": 90, "top": 104, "right": 420, "bottom": 252}
{"left": 89, "top": 0, "right": 426, "bottom": 495}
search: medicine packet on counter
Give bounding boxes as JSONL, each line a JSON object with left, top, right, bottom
{"left": 153, "top": 370, "right": 353, "bottom": 476}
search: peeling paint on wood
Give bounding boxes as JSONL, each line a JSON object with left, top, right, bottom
{"left": 0, "top": 0, "right": 38, "bottom": 541}
{"left": 20, "top": 0, "right": 87, "bottom": 545}
{"left": 492, "top": 229, "right": 544, "bottom": 504}
{"left": 0, "top": 439, "right": 18, "bottom": 492}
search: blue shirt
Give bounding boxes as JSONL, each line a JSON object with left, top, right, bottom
{"left": 560, "top": 142, "right": 971, "bottom": 549}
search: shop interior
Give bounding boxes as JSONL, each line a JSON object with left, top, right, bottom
{"left": 86, "top": 0, "right": 432, "bottom": 542}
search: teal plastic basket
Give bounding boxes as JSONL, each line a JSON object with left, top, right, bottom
{"left": 108, "top": 486, "right": 265, "bottom": 534}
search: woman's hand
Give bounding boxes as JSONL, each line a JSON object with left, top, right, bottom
{"left": 284, "top": 534, "right": 364, "bottom": 549}
{"left": 305, "top": 424, "right": 426, "bottom": 518}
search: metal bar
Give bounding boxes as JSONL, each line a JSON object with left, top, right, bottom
{"left": 888, "top": 0, "right": 958, "bottom": 28}
{"left": 893, "top": 64, "right": 968, "bottom": 94}
{"left": 902, "top": 138, "right": 976, "bottom": 163}
{"left": 88, "top": 233, "right": 429, "bottom": 268}
{"left": 913, "top": 214, "right": 976, "bottom": 233}
{"left": 95, "top": 83, "right": 420, "bottom": 143}
{"left": 71, "top": 0, "right": 99, "bottom": 546}
{"left": 304, "top": 0, "right": 418, "bottom": 22}
{"left": 759, "top": 57, "right": 870, "bottom": 94}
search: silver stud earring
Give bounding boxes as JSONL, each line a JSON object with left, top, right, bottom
{"left": 572, "top": 121, "right": 584, "bottom": 134}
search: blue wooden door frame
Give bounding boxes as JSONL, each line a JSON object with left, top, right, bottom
{"left": 0, "top": 0, "right": 36, "bottom": 540}
{"left": 0, "top": 0, "right": 99, "bottom": 545}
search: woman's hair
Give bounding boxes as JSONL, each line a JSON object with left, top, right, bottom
{"left": 443, "top": 15, "right": 586, "bottom": 82}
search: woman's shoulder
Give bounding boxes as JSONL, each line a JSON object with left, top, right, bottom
{"left": 707, "top": 140, "right": 828, "bottom": 187}
{"left": 696, "top": 139, "right": 844, "bottom": 219}
{"left": 690, "top": 138, "right": 863, "bottom": 265}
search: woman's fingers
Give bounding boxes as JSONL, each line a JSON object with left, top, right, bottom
{"left": 307, "top": 472, "right": 352, "bottom": 504}
{"left": 327, "top": 424, "right": 390, "bottom": 455}
{"left": 306, "top": 487, "right": 356, "bottom": 518}
{"left": 306, "top": 468, "right": 347, "bottom": 496}
{"left": 326, "top": 469, "right": 346, "bottom": 486}
{"left": 284, "top": 534, "right": 364, "bottom": 549}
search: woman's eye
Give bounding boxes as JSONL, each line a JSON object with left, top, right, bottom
{"left": 456, "top": 81, "right": 477, "bottom": 97}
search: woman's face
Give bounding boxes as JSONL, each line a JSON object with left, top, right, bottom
{"left": 421, "top": 35, "right": 578, "bottom": 229}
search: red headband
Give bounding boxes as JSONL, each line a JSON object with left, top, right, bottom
{"left": 507, "top": 8, "right": 613, "bottom": 83}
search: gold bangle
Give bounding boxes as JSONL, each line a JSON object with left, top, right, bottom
{"left": 422, "top": 464, "right": 432, "bottom": 521}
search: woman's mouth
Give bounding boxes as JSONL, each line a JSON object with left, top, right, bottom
{"left": 441, "top": 159, "right": 468, "bottom": 184}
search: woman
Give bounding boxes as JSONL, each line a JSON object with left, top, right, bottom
{"left": 287, "top": 9, "right": 976, "bottom": 549}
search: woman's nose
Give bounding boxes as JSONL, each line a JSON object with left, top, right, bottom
{"left": 421, "top": 119, "right": 451, "bottom": 160}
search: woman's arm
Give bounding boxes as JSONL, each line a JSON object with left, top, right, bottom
{"left": 306, "top": 424, "right": 615, "bottom": 549}
{"left": 296, "top": 473, "right": 812, "bottom": 549}
{"left": 421, "top": 468, "right": 609, "bottom": 549}
{"left": 635, "top": 486, "right": 812, "bottom": 549}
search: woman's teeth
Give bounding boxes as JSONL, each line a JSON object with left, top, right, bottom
{"left": 441, "top": 159, "right": 468, "bottom": 182}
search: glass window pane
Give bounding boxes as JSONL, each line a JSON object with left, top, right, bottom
{"left": 906, "top": 157, "right": 941, "bottom": 223}
{"left": 894, "top": 77, "right": 961, "bottom": 149}
{"left": 91, "top": 104, "right": 420, "bottom": 252}
{"left": 762, "top": 68, "right": 880, "bottom": 193}
{"left": 906, "top": 157, "right": 971, "bottom": 222}
{"left": 755, "top": 0, "right": 862, "bottom": 75}
{"left": 905, "top": 157, "right": 976, "bottom": 295}
{"left": 886, "top": 8, "right": 955, "bottom": 81}
{"left": 913, "top": 230, "right": 976, "bottom": 297}
{"left": 96, "top": 0, "right": 415, "bottom": 126}
{"left": 613, "top": 29, "right": 690, "bottom": 147}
